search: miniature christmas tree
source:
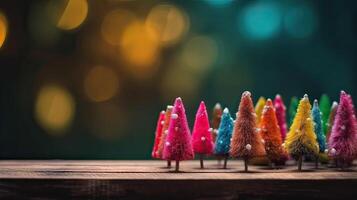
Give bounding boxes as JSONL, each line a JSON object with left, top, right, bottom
{"left": 311, "top": 99, "right": 327, "bottom": 168}
{"left": 259, "top": 99, "right": 288, "bottom": 166}
{"left": 288, "top": 96, "right": 298, "bottom": 126}
{"left": 151, "top": 110, "right": 166, "bottom": 159}
{"left": 319, "top": 94, "right": 331, "bottom": 135}
{"left": 230, "top": 91, "right": 266, "bottom": 172}
{"left": 255, "top": 96, "right": 266, "bottom": 125}
{"left": 274, "top": 94, "right": 288, "bottom": 141}
{"left": 157, "top": 105, "right": 173, "bottom": 167}
{"left": 192, "top": 101, "right": 214, "bottom": 168}
{"left": 214, "top": 108, "right": 234, "bottom": 169}
{"left": 326, "top": 102, "right": 338, "bottom": 141}
{"left": 211, "top": 103, "right": 222, "bottom": 142}
{"left": 285, "top": 94, "right": 319, "bottom": 171}
{"left": 328, "top": 91, "right": 357, "bottom": 169}
{"left": 163, "top": 97, "right": 194, "bottom": 172}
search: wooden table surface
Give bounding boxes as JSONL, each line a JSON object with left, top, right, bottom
{"left": 0, "top": 160, "right": 356, "bottom": 199}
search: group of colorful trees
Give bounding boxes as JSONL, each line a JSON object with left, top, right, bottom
{"left": 151, "top": 91, "right": 357, "bottom": 172}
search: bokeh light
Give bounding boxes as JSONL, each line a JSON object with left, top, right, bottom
{"left": 119, "top": 21, "right": 160, "bottom": 77}
{"left": 0, "top": 12, "right": 8, "bottom": 48}
{"left": 35, "top": 85, "right": 75, "bottom": 135}
{"left": 84, "top": 66, "right": 119, "bottom": 102}
{"left": 180, "top": 35, "right": 218, "bottom": 72}
{"left": 204, "top": 0, "right": 234, "bottom": 7}
{"left": 239, "top": 2, "right": 282, "bottom": 40}
{"left": 145, "top": 4, "right": 189, "bottom": 46}
{"left": 57, "top": 0, "right": 88, "bottom": 30}
{"left": 284, "top": 5, "right": 318, "bottom": 39}
{"left": 101, "top": 9, "right": 137, "bottom": 45}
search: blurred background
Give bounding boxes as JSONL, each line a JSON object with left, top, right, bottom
{"left": 0, "top": 0, "right": 356, "bottom": 159}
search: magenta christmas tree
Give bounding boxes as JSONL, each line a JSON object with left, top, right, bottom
{"left": 328, "top": 91, "right": 357, "bottom": 168}
{"left": 163, "top": 97, "right": 194, "bottom": 172}
{"left": 274, "top": 94, "right": 287, "bottom": 142}
{"left": 151, "top": 110, "right": 166, "bottom": 159}
{"left": 192, "top": 101, "right": 214, "bottom": 168}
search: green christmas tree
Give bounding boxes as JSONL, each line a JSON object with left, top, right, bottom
{"left": 319, "top": 94, "right": 331, "bottom": 136}
{"left": 288, "top": 96, "right": 298, "bottom": 127}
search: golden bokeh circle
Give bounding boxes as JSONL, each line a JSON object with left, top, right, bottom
{"left": 145, "top": 4, "right": 189, "bottom": 46}
{"left": 84, "top": 66, "right": 119, "bottom": 102}
{"left": 0, "top": 12, "right": 8, "bottom": 48}
{"left": 57, "top": 0, "right": 88, "bottom": 30}
{"left": 101, "top": 9, "right": 137, "bottom": 45}
{"left": 35, "top": 85, "right": 75, "bottom": 135}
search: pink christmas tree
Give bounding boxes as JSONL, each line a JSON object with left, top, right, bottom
{"left": 328, "top": 91, "right": 357, "bottom": 169}
{"left": 274, "top": 94, "right": 288, "bottom": 141}
{"left": 151, "top": 110, "right": 166, "bottom": 159}
{"left": 163, "top": 97, "right": 194, "bottom": 172}
{"left": 192, "top": 101, "right": 214, "bottom": 168}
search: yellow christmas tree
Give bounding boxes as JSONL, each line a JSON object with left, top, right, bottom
{"left": 285, "top": 94, "right": 319, "bottom": 171}
{"left": 255, "top": 96, "right": 266, "bottom": 125}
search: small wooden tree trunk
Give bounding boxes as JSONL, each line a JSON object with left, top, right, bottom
{"left": 200, "top": 154, "right": 204, "bottom": 169}
{"left": 298, "top": 155, "right": 303, "bottom": 171}
{"left": 167, "top": 160, "right": 171, "bottom": 168}
{"left": 175, "top": 160, "right": 179, "bottom": 172}
{"left": 244, "top": 158, "right": 248, "bottom": 172}
{"left": 223, "top": 156, "right": 228, "bottom": 169}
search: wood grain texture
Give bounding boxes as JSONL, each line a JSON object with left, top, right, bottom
{"left": 0, "top": 160, "right": 356, "bottom": 200}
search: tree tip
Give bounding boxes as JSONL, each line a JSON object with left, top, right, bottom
{"left": 332, "top": 101, "right": 338, "bottom": 107}
{"left": 243, "top": 91, "right": 251, "bottom": 97}
{"left": 313, "top": 99, "right": 318, "bottom": 105}
{"left": 214, "top": 103, "right": 221, "bottom": 109}
{"left": 167, "top": 105, "right": 173, "bottom": 109}
{"left": 223, "top": 107, "right": 229, "bottom": 113}
{"left": 161, "top": 110, "right": 166, "bottom": 114}
{"left": 303, "top": 94, "right": 308, "bottom": 99}
{"left": 275, "top": 94, "right": 281, "bottom": 98}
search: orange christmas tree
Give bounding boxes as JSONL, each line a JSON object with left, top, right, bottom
{"left": 230, "top": 91, "right": 266, "bottom": 172}
{"left": 259, "top": 99, "right": 288, "bottom": 166}
{"left": 211, "top": 103, "right": 222, "bottom": 142}
{"left": 157, "top": 105, "right": 173, "bottom": 167}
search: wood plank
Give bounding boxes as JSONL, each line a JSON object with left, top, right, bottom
{"left": 0, "top": 160, "right": 356, "bottom": 199}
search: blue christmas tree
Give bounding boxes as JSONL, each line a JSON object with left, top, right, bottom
{"left": 312, "top": 99, "right": 326, "bottom": 168}
{"left": 214, "top": 107, "right": 234, "bottom": 168}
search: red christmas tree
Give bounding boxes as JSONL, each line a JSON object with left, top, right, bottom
{"left": 230, "top": 91, "right": 266, "bottom": 172}
{"left": 192, "top": 101, "right": 214, "bottom": 168}
{"left": 157, "top": 105, "right": 173, "bottom": 167}
{"left": 259, "top": 99, "right": 288, "bottom": 166}
{"left": 163, "top": 97, "right": 194, "bottom": 172}
{"left": 274, "top": 94, "right": 288, "bottom": 141}
{"left": 151, "top": 110, "right": 166, "bottom": 159}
